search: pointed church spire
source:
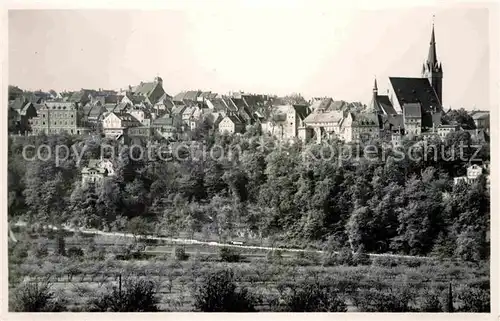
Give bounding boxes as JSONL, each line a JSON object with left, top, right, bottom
{"left": 373, "top": 77, "right": 378, "bottom": 94}
{"left": 427, "top": 17, "right": 437, "bottom": 67}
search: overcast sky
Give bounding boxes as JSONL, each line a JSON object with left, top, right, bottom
{"left": 8, "top": 3, "right": 494, "bottom": 109}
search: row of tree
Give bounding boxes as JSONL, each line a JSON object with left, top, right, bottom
{"left": 8, "top": 123, "right": 490, "bottom": 260}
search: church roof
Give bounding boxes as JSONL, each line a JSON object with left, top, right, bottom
{"left": 389, "top": 77, "right": 442, "bottom": 112}
{"left": 376, "top": 95, "right": 397, "bottom": 115}
{"left": 403, "top": 103, "right": 422, "bottom": 118}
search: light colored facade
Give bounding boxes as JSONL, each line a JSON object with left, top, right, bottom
{"left": 471, "top": 111, "right": 490, "bottom": 131}
{"left": 436, "top": 124, "right": 461, "bottom": 139}
{"left": 102, "top": 112, "right": 141, "bottom": 138}
{"left": 81, "top": 158, "right": 115, "bottom": 185}
{"left": 219, "top": 115, "right": 244, "bottom": 134}
{"left": 29, "top": 101, "right": 90, "bottom": 135}
{"left": 453, "top": 164, "right": 486, "bottom": 186}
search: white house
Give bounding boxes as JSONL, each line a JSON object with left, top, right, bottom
{"left": 218, "top": 115, "right": 244, "bottom": 134}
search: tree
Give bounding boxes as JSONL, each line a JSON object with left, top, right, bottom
{"left": 10, "top": 281, "right": 65, "bottom": 312}
{"left": 88, "top": 278, "right": 160, "bottom": 312}
{"left": 192, "top": 269, "right": 257, "bottom": 312}
{"left": 346, "top": 206, "right": 372, "bottom": 251}
{"left": 126, "top": 216, "right": 151, "bottom": 243}
{"left": 277, "top": 280, "right": 347, "bottom": 312}
{"left": 441, "top": 108, "right": 476, "bottom": 130}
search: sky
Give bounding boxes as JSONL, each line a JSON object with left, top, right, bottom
{"left": 8, "top": 3, "right": 495, "bottom": 109}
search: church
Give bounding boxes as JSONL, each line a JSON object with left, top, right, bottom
{"left": 369, "top": 22, "right": 444, "bottom": 136}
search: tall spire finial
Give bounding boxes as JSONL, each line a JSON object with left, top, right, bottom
{"left": 427, "top": 18, "right": 437, "bottom": 66}
{"left": 373, "top": 76, "right": 378, "bottom": 92}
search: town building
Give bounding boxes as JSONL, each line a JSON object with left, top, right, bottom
{"left": 219, "top": 115, "right": 245, "bottom": 134}
{"left": 29, "top": 101, "right": 91, "bottom": 135}
{"left": 81, "top": 158, "right": 115, "bottom": 186}
{"left": 470, "top": 111, "right": 490, "bottom": 132}
{"left": 102, "top": 112, "right": 141, "bottom": 139}
{"left": 8, "top": 97, "right": 38, "bottom": 134}
{"left": 261, "top": 104, "right": 311, "bottom": 141}
{"left": 453, "top": 164, "right": 486, "bottom": 185}
{"left": 127, "top": 76, "right": 167, "bottom": 105}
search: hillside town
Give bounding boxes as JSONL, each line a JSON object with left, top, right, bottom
{"left": 8, "top": 24, "right": 490, "bottom": 144}
{"left": 7, "top": 10, "right": 492, "bottom": 313}
{"left": 8, "top": 24, "right": 490, "bottom": 188}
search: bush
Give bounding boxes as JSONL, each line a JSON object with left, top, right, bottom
{"left": 10, "top": 281, "right": 65, "bottom": 312}
{"left": 276, "top": 281, "right": 347, "bottom": 312}
{"left": 172, "top": 246, "right": 189, "bottom": 261}
{"left": 457, "top": 286, "right": 490, "bottom": 312}
{"left": 67, "top": 246, "right": 84, "bottom": 258}
{"left": 87, "top": 278, "right": 160, "bottom": 312}
{"left": 323, "top": 247, "right": 355, "bottom": 267}
{"left": 192, "top": 269, "right": 257, "bottom": 312}
{"left": 372, "top": 256, "right": 399, "bottom": 268}
{"left": 353, "top": 288, "right": 415, "bottom": 312}
{"left": 33, "top": 239, "right": 49, "bottom": 258}
{"left": 352, "top": 246, "right": 371, "bottom": 266}
{"left": 219, "top": 247, "right": 242, "bottom": 263}
{"left": 418, "top": 289, "right": 443, "bottom": 312}
{"left": 266, "top": 250, "right": 283, "bottom": 263}
{"left": 9, "top": 241, "right": 30, "bottom": 263}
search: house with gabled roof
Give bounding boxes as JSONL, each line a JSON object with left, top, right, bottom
{"left": 402, "top": 103, "right": 423, "bottom": 136}
{"left": 470, "top": 111, "right": 489, "bottom": 131}
{"left": 128, "top": 76, "right": 166, "bottom": 105}
{"left": 219, "top": 114, "right": 244, "bottom": 134}
{"left": 262, "top": 104, "right": 311, "bottom": 141}
{"left": 102, "top": 111, "right": 141, "bottom": 139}
{"left": 342, "top": 112, "right": 381, "bottom": 143}
{"left": 81, "top": 158, "right": 115, "bottom": 186}
{"left": 8, "top": 98, "right": 38, "bottom": 134}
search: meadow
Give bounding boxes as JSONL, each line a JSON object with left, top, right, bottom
{"left": 8, "top": 226, "right": 490, "bottom": 312}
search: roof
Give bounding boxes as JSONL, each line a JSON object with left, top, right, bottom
{"left": 11, "top": 97, "right": 27, "bottom": 110}
{"left": 89, "top": 105, "right": 107, "bottom": 117}
{"left": 133, "top": 82, "right": 156, "bottom": 95}
{"left": 44, "top": 102, "right": 77, "bottom": 110}
{"left": 292, "top": 104, "right": 310, "bottom": 120}
{"left": 471, "top": 111, "right": 489, "bottom": 120}
{"left": 403, "top": 103, "right": 422, "bottom": 118}
{"left": 209, "top": 98, "right": 228, "bottom": 112}
{"left": 114, "top": 102, "right": 129, "bottom": 113}
{"left": 152, "top": 115, "right": 176, "bottom": 126}
{"left": 304, "top": 110, "right": 344, "bottom": 124}
{"left": 184, "top": 90, "right": 201, "bottom": 101}
{"left": 125, "top": 92, "right": 147, "bottom": 104}
{"left": 371, "top": 95, "right": 397, "bottom": 115}
{"left": 350, "top": 112, "right": 380, "bottom": 126}
{"left": 389, "top": 77, "right": 442, "bottom": 113}
{"left": 173, "top": 91, "right": 187, "bottom": 102}
{"left": 225, "top": 115, "right": 243, "bottom": 124}
{"left": 384, "top": 114, "right": 403, "bottom": 129}
{"left": 320, "top": 98, "right": 334, "bottom": 111}
{"left": 171, "top": 105, "right": 186, "bottom": 115}
{"left": 222, "top": 97, "right": 238, "bottom": 112}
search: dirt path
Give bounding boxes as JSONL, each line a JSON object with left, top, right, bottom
{"left": 12, "top": 221, "right": 433, "bottom": 261}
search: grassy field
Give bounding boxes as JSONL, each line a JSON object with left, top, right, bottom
{"left": 8, "top": 226, "right": 490, "bottom": 312}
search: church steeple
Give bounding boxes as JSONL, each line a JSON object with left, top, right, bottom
{"left": 427, "top": 24, "right": 437, "bottom": 67}
{"left": 422, "top": 17, "right": 443, "bottom": 105}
